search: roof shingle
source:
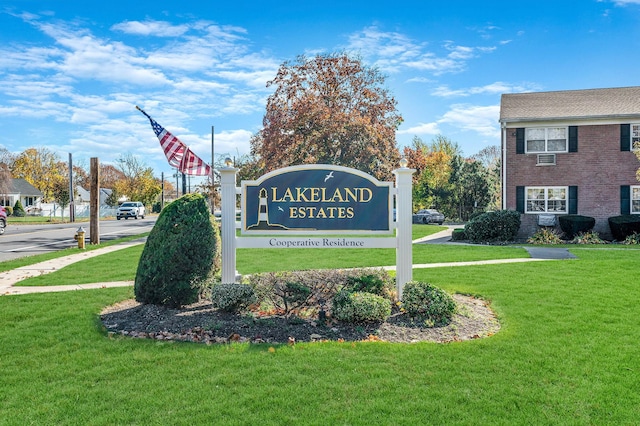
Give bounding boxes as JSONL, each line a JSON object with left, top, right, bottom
{"left": 500, "top": 86, "right": 640, "bottom": 123}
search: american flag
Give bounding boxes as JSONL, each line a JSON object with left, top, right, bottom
{"left": 136, "top": 106, "right": 211, "bottom": 176}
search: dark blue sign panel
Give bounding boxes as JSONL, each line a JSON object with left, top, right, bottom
{"left": 241, "top": 165, "right": 392, "bottom": 234}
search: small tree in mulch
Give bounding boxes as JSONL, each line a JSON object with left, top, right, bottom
{"left": 134, "top": 193, "right": 218, "bottom": 308}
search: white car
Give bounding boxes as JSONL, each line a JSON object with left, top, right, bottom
{"left": 116, "top": 202, "right": 145, "bottom": 220}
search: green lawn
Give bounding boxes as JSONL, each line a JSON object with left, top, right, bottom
{"left": 14, "top": 225, "right": 529, "bottom": 286}
{"left": 1, "top": 233, "right": 640, "bottom": 423}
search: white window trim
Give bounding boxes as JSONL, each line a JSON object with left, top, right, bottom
{"left": 525, "top": 186, "right": 569, "bottom": 214}
{"left": 524, "top": 127, "right": 569, "bottom": 154}
{"left": 632, "top": 185, "right": 640, "bottom": 214}
{"left": 631, "top": 124, "right": 640, "bottom": 151}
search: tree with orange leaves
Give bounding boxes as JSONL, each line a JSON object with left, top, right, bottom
{"left": 250, "top": 53, "right": 402, "bottom": 180}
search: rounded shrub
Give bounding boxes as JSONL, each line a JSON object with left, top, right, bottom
{"left": 134, "top": 193, "right": 218, "bottom": 308}
{"left": 608, "top": 215, "right": 640, "bottom": 241}
{"left": 211, "top": 283, "right": 257, "bottom": 312}
{"left": 558, "top": 215, "right": 595, "bottom": 239}
{"left": 401, "top": 281, "right": 456, "bottom": 324}
{"left": 331, "top": 290, "right": 391, "bottom": 323}
{"left": 4, "top": 206, "right": 12, "bottom": 216}
{"left": 463, "top": 210, "right": 521, "bottom": 243}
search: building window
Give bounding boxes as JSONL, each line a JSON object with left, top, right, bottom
{"left": 24, "top": 197, "right": 35, "bottom": 207}
{"left": 631, "top": 125, "right": 640, "bottom": 150}
{"left": 526, "top": 187, "right": 567, "bottom": 213}
{"left": 633, "top": 186, "right": 640, "bottom": 214}
{"left": 525, "top": 127, "right": 567, "bottom": 153}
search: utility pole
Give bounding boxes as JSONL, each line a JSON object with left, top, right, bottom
{"left": 90, "top": 157, "right": 100, "bottom": 245}
{"left": 68, "top": 153, "right": 75, "bottom": 222}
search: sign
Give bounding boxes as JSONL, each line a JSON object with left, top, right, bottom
{"left": 236, "top": 236, "right": 397, "bottom": 249}
{"left": 241, "top": 165, "right": 392, "bottom": 234}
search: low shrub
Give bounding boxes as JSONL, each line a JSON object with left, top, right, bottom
{"left": 608, "top": 215, "right": 640, "bottom": 241}
{"left": 245, "top": 268, "right": 394, "bottom": 310}
{"left": 527, "top": 228, "right": 564, "bottom": 244}
{"left": 401, "top": 281, "right": 456, "bottom": 325}
{"left": 558, "top": 215, "right": 595, "bottom": 239}
{"left": 271, "top": 281, "right": 313, "bottom": 316}
{"left": 331, "top": 290, "right": 391, "bottom": 323}
{"left": 211, "top": 283, "right": 257, "bottom": 312}
{"left": 623, "top": 232, "right": 640, "bottom": 245}
{"left": 344, "top": 274, "right": 391, "bottom": 298}
{"left": 450, "top": 228, "right": 467, "bottom": 241}
{"left": 4, "top": 206, "right": 12, "bottom": 216}
{"left": 570, "top": 231, "right": 607, "bottom": 244}
{"left": 463, "top": 210, "right": 521, "bottom": 243}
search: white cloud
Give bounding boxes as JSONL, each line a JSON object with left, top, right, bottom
{"left": 439, "top": 104, "right": 500, "bottom": 138}
{"left": 397, "top": 122, "right": 440, "bottom": 136}
{"left": 212, "top": 129, "right": 254, "bottom": 157}
{"left": 346, "top": 25, "right": 497, "bottom": 75}
{"left": 609, "top": 0, "right": 640, "bottom": 5}
{"left": 111, "top": 20, "right": 190, "bottom": 37}
{"left": 432, "top": 81, "right": 541, "bottom": 97}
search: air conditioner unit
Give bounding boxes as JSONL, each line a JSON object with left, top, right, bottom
{"left": 537, "top": 153, "right": 556, "bottom": 165}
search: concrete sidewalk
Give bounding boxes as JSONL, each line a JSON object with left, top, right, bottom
{"left": 0, "top": 239, "right": 145, "bottom": 296}
{"left": 1, "top": 230, "right": 574, "bottom": 296}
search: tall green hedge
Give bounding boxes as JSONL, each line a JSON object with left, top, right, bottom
{"left": 134, "top": 193, "right": 218, "bottom": 308}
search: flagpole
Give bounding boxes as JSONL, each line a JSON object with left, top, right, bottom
{"left": 211, "top": 126, "right": 216, "bottom": 213}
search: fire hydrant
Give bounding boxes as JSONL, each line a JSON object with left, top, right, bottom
{"left": 74, "top": 226, "right": 86, "bottom": 249}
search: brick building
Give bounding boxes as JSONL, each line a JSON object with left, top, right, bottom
{"left": 500, "top": 86, "right": 640, "bottom": 239}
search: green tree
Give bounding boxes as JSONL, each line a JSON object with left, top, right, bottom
{"left": 251, "top": 52, "right": 402, "bottom": 180}
{"left": 13, "top": 199, "right": 26, "bottom": 217}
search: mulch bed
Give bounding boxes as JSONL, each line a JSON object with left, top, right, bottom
{"left": 100, "top": 294, "right": 500, "bottom": 345}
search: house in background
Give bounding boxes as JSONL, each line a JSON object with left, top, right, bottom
{"left": 0, "top": 178, "right": 44, "bottom": 212}
{"left": 75, "top": 186, "right": 113, "bottom": 207}
{"left": 500, "top": 86, "right": 640, "bottom": 239}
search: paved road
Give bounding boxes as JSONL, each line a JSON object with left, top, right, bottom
{"left": 0, "top": 216, "right": 157, "bottom": 262}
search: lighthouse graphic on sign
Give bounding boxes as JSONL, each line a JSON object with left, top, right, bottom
{"left": 247, "top": 188, "right": 287, "bottom": 230}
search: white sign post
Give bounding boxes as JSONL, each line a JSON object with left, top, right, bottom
{"left": 220, "top": 161, "right": 239, "bottom": 284}
{"left": 219, "top": 161, "right": 415, "bottom": 297}
{"left": 393, "top": 159, "right": 415, "bottom": 299}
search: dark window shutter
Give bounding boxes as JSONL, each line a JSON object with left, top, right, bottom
{"left": 568, "top": 126, "right": 578, "bottom": 152}
{"left": 568, "top": 186, "right": 578, "bottom": 214}
{"left": 516, "top": 186, "right": 525, "bottom": 213}
{"left": 516, "top": 128, "right": 525, "bottom": 154}
{"left": 621, "top": 185, "right": 631, "bottom": 215}
{"left": 621, "top": 124, "right": 631, "bottom": 151}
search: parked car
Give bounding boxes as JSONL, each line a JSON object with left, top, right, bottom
{"left": 412, "top": 209, "right": 445, "bottom": 225}
{"left": 0, "top": 205, "right": 6, "bottom": 235}
{"left": 116, "top": 202, "right": 145, "bottom": 220}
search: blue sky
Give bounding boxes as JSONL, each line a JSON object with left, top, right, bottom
{"left": 2, "top": 0, "right": 640, "bottom": 182}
